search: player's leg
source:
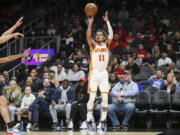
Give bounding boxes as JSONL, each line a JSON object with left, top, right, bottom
{"left": 0, "top": 95, "right": 13, "bottom": 129}
{"left": 87, "top": 72, "right": 98, "bottom": 122}
{"left": 86, "top": 73, "right": 98, "bottom": 132}
{"left": 99, "top": 72, "right": 110, "bottom": 122}
{"left": 98, "top": 72, "right": 110, "bottom": 132}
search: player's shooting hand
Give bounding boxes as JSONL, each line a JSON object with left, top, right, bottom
{"left": 15, "top": 17, "right": 23, "bottom": 27}
{"left": 102, "top": 11, "right": 109, "bottom": 22}
{"left": 88, "top": 16, "right": 94, "bottom": 24}
{"left": 13, "top": 33, "right": 24, "bottom": 38}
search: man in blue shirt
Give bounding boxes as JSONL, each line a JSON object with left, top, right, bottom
{"left": 139, "top": 70, "right": 165, "bottom": 89}
{"left": 108, "top": 70, "right": 139, "bottom": 131}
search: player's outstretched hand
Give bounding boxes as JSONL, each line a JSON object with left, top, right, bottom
{"left": 88, "top": 16, "right": 94, "bottom": 24}
{"left": 102, "top": 11, "right": 109, "bottom": 22}
{"left": 23, "top": 48, "right": 31, "bottom": 57}
{"left": 15, "top": 17, "right": 23, "bottom": 27}
{"left": 13, "top": 33, "right": 24, "bottom": 38}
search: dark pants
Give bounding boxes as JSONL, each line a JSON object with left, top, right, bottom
{"left": 29, "top": 97, "right": 49, "bottom": 122}
{"left": 70, "top": 103, "right": 87, "bottom": 122}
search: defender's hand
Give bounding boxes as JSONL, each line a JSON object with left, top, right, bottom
{"left": 15, "top": 17, "right": 23, "bottom": 27}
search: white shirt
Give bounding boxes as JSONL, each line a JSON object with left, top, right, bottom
{"left": 158, "top": 57, "right": 173, "bottom": 67}
{"left": 68, "top": 69, "right": 85, "bottom": 81}
{"left": 60, "top": 86, "right": 70, "bottom": 102}
{"left": 21, "top": 93, "right": 35, "bottom": 108}
{"left": 57, "top": 70, "right": 69, "bottom": 81}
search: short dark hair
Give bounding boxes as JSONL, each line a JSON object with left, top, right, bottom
{"left": 96, "top": 30, "right": 107, "bottom": 39}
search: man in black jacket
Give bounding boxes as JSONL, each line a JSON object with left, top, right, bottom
{"left": 29, "top": 79, "right": 55, "bottom": 130}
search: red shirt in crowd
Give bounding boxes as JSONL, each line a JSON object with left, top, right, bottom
{"left": 115, "top": 69, "right": 126, "bottom": 80}
{"left": 109, "top": 40, "right": 126, "bottom": 50}
{"left": 135, "top": 50, "right": 147, "bottom": 59}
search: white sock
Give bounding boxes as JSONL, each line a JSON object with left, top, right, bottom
{"left": 100, "top": 109, "right": 107, "bottom": 121}
{"left": 87, "top": 111, "right": 93, "bottom": 122}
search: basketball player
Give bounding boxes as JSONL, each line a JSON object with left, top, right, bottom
{"left": 86, "top": 11, "right": 113, "bottom": 132}
{"left": 0, "top": 17, "right": 30, "bottom": 134}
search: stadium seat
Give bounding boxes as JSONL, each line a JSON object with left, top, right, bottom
{"left": 134, "top": 91, "right": 151, "bottom": 128}
{"left": 169, "top": 91, "right": 180, "bottom": 127}
{"left": 149, "top": 90, "right": 171, "bottom": 128}
{"left": 144, "top": 86, "right": 159, "bottom": 95}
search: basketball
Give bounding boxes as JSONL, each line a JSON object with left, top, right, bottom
{"left": 84, "top": 3, "right": 98, "bottom": 16}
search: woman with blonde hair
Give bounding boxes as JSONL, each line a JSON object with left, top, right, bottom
{"left": 3, "top": 80, "right": 22, "bottom": 122}
{"left": 163, "top": 73, "right": 177, "bottom": 94}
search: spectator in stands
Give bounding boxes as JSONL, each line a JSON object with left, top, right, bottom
{"left": 107, "top": 65, "right": 113, "bottom": 74}
{"left": 157, "top": 52, "right": 173, "bottom": 67}
{"left": 142, "top": 52, "right": 156, "bottom": 68}
{"left": 125, "top": 32, "right": 135, "bottom": 46}
{"left": 29, "top": 79, "right": 55, "bottom": 130}
{"left": 68, "top": 78, "right": 89, "bottom": 129}
{"left": 135, "top": 44, "right": 147, "bottom": 60}
{"left": 108, "top": 70, "right": 139, "bottom": 131}
{"left": 80, "top": 58, "right": 89, "bottom": 75}
{"left": 68, "top": 64, "right": 85, "bottom": 82}
{"left": 50, "top": 58, "right": 62, "bottom": 73}
{"left": 109, "top": 73, "right": 119, "bottom": 89}
{"left": 152, "top": 45, "right": 161, "bottom": 60}
{"left": 126, "top": 58, "right": 140, "bottom": 75}
{"left": 115, "top": 63, "right": 126, "bottom": 80}
{"left": 49, "top": 70, "right": 59, "bottom": 88}
{"left": 47, "top": 23, "right": 56, "bottom": 36}
{"left": 0, "top": 73, "right": 7, "bottom": 93}
{"left": 123, "top": 45, "right": 135, "bottom": 55}
{"left": 3, "top": 80, "right": 22, "bottom": 122}
{"left": 140, "top": 70, "right": 165, "bottom": 89}
{"left": 30, "top": 69, "right": 43, "bottom": 94}
{"left": 3, "top": 71, "right": 10, "bottom": 85}
{"left": 13, "top": 86, "right": 35, "bottom": 131}
{"left": 39, "top": 66, "right": 49, "bottom": 79}
{"left": 165, "top": 44, "right": 176, "bottom": 62}
{"left": 43, "top": 73, "right": 50, "bottom": 80}
{"left": 163, "top": 73, "right": 176, "bottom": 94}
{"left": 118, "top": 7, "right": 129, "bottom": 21}
{"left": 50, "top": 79, "right": 74, "bottom": 129}
{"left": 19, "top": 76, "right": 34, "bottom": 93}
{"left": 56, "top": 64, "right": 69, "bottom": 82}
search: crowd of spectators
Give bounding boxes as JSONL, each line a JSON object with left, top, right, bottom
{"left": 0, "top": 0, "right": 180, "bottom": 131}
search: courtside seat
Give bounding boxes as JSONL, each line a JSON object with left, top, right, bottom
{"left": 169, "top": 91, "right": 180, "bottom": 127}
{"left": 133, "top": 91, "right": 151, "bottom": 128}
{"left": 149, "top": 90, "right": 170, "bottom": 128}
{"left": 144, "top": 86, "right": 159, "bottom": 95}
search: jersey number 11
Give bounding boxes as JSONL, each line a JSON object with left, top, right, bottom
{"left": 99, "top": 55, "right": 105, "bottom": 61}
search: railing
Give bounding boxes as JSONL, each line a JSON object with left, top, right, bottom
{"left": 8, "top": 36, "right": 61, "bottom": 77}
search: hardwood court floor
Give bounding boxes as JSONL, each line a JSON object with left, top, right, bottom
{"left": 0, "top": 132, "right": 162, "bottom": 135}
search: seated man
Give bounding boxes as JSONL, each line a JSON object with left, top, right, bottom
{"left": 49, "top": 79, "right": 75, "bottom": 129}
{"left": 108, "top": 70, "right": 139, "bottom": 131}
{"left": 29, "top": 79, "right": 55, "bottom": 130}
{"left": 140, "top": 70, "right": 165, "bottom": 89}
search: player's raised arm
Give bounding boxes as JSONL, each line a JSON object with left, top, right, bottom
{"left": 0, "top": 33, "right": 24, "bottom": 44}
{"left": 86, "top": 16, "right": 96, "bottom": 48}
{"left": 102, "top": 11, "right": 113, "bottom": 46}
{"left": 1, "top": 17, "right": 23, "bottom": 36}
{"left": 0, "top": 48, "right": 30, "bottom": 63}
